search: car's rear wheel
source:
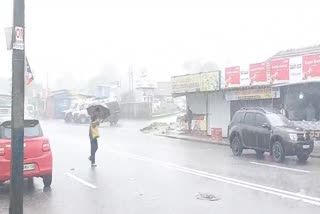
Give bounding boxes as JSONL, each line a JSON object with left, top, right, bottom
{"left": 255, "top": 150, "right": 265, "bottom": 159}
{"left": 297, "top": 153, "right": 310, "bottom": 162}
{"left": 43, "top": 175, "right": 52, "bottom": 187}
{"left": 231, "top": 136, "right": 243, "bottom": 156}
{"left": 272, "top": 141, "right": 285, "bottom": 163}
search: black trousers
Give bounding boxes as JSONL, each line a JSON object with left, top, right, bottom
{"left": 90, "top": 138, "right": 98, "bottom": 164}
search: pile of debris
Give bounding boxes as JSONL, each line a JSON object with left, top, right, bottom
{"left": 140, "top": 121, "right": 184, "bottom": 135}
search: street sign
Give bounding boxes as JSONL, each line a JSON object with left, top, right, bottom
{"left": 12, "top": 26, "right": 24, "bottom": 50}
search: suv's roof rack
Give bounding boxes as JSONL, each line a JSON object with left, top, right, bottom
{"left": 240, "top": 107, "right": 266, "bottom": 113}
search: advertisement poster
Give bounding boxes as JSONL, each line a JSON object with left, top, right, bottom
{"left": 270, "top": 59, "right": 289, "bottom": 84}
{"left": 199, "top": 72, "right": 220, "bottom": 92}
{"left": 303, "top": 54, "right": 320, "bottom": 80}
{"left": 249, "top": 62, "right": 267, "bottom": 85}
{"left": 171, "top": 71, "right": 220, "bottom": 94}
{"left": 289, "top": 56, "right": 303, "bottom": 83}
{"left": 225, "top": 66, "right": 240, "bottom": 88}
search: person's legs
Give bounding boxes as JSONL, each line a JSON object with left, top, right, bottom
{"left": 90, "top": 138, "right": 98, "bottom": 165}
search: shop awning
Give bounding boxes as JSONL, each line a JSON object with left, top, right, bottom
{"left": 271, "top": 80, "right": 320, "bottom": 88}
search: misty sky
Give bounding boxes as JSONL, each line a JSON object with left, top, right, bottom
{"left": 1, "top": 0, "right": 320, "bottom": 89}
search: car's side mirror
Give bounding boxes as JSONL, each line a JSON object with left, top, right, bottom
{"left": 262, "top": 123, "right": 270, "bottom": 129}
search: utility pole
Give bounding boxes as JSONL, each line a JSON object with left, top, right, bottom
{"left": 10, "top": 0, "right": 25, "bottom": 214}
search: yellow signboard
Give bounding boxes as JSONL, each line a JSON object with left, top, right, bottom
{"left": 171, "top": 71, "right": 220, "bottom": 94}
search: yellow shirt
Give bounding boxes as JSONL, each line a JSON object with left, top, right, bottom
{"left": 90, "top": 121, "right": 100, "bottom": 139}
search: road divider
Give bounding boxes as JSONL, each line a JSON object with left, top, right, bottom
{"left": 109, "top": 150, "right": 320, "bottom": 206}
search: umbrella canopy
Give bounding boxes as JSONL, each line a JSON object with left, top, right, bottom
{"left": 87, "top": 104, "right": 110, "bottom": 120}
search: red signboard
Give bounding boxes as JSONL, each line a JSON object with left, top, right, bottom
{"left": 211, "top": 128, "right": 222, "bottom": 142}
{"left": 225, "top": 66, "right": 240, "bottom": 87}
{"left": 249, "top": 62, "right": 267, "bottom": 85}
{"left": 303, "top": 54, "right": 320, "bottom": 80}
{"left": 270, "top": 59, "right": 289, "bottom": 84}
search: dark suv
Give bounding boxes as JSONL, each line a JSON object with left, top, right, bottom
{"left": 228, "top": 108, "right": 314, "bottom": 162}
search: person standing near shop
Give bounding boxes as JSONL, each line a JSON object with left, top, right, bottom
{"left": 89, "top": 108, "right": 100, "bottom": 167}
{"left": 187, "top": 106, "right": 193, "bottom": 132}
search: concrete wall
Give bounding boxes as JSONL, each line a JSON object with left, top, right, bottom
{"left": 208, "top": 91, "right": 230, "bottom": 137}
{"left": 120, "top": 102, "right": 152, "bottom": 119}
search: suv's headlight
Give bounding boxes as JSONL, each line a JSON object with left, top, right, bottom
{"left": 289, "top": 133, "right": 298, "bottom": 141}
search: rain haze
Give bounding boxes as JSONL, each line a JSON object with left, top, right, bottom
{"left": 0, "top": 0, "right": 320, "bottom": 89}
{"left": 1, "top": 1, "right": 320, "bottom": 214}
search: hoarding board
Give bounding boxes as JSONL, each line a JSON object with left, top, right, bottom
{"left": 171, "top": 71, "right": 220, "bottom": 94}
{"left": 225, "top": 66, "right": 240, "bottom": 88}
{"left": 303, "top": 54, "right": 320, "bottom": 80}
{"left": 249, "top": 62, "right": 267, "bottom": 85}
{"left": 270, "top": 59, "right": 290, "bottom": 84}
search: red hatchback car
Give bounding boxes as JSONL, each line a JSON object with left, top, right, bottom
{"left": 0, "top": 120, "right": 52, "bottom": 187}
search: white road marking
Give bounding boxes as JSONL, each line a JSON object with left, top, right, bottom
{"left": 109, "top": 150, "right": 320, "bottom": 206}
{"left": 250, "top": 161, "right": 311, "bottom": 173}
{"left": 65, "top": 173, "right": 97, "bottom": 189}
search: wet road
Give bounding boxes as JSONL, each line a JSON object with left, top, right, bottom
{"left": 1, "top": 119, "right": 320, "bottom": 214}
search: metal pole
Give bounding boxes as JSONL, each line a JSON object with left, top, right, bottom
{"left": 10, "top": 0, "right": 25, "bottom": 213}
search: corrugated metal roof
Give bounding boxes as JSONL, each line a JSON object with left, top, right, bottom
{"left": 268, "top": 45, "right": 320, "bottom": 61}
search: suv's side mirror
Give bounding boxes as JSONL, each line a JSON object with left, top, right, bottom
{"left": 262, "top": 123, "right": 270, "bottom": 129}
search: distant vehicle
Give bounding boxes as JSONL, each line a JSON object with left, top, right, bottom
{"left": 63, "top": 103, "right": 78, "bottom": 123}
{"left": 64, "top": 102, "right": 89, "bottom": 123}
{"left": 73, "top": 103, "right": 89, "bottom": 123}
{"left": 104, "top": 101, "right": 120, "bottom": 126}
{"left": 228, "top": 108, "right": 314, "bottom": 162}
{"left": 0, "top": 120, "right": 53, "bottom": 187}
{"left": 70, "top": 101, "right": 120, "bottom": 126}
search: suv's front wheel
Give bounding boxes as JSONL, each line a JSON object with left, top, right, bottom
{"left": 272, "top": 141, "right": 285, "bottom": 163}
{"left": 231, "top": 136, "right": 243, "bottom": 156}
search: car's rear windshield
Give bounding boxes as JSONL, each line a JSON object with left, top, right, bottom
{"left": 0, "top": 120, "right": 43, "bottom": 139}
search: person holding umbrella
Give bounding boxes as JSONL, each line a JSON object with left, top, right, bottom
{"left": 87, "top": 104, "right": 110, "bottom": 167}
{"left": 88, "top": 108, "right": 100, "bottom": 167}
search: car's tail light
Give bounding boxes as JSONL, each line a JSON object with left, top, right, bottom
{"left": 42, "top": 140, "right": 51, "bottom": 152}
{"left": 0, "top": 146, "right": 4, "bottom": 156}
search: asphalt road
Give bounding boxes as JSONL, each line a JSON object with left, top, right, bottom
{"left": 1, "top": 119, "right": 320, "bottom": 214}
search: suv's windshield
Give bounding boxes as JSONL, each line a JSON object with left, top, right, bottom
{"left": 266, "top": 113, "right": 291, "bottom": 127}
